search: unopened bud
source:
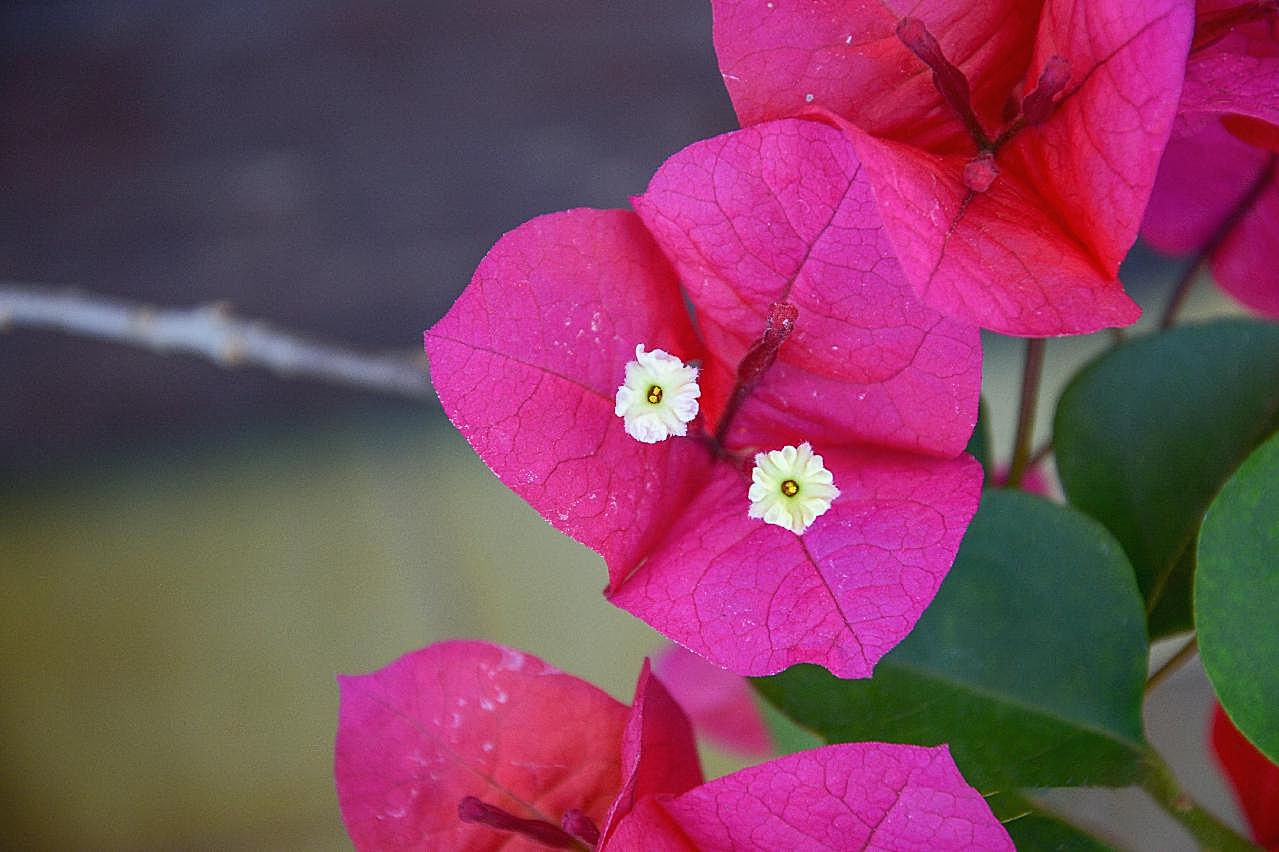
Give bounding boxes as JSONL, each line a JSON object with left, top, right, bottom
{"left": 458, "top": 796, "right": 576, "bottom": 848}
{"left": 561, "top": 809, "right": 602, "bottom": 846}
{"left": 1021, "top": 56, "right": 1070, "bottom": 127}
{"left": 963, "top": 152, "right": 999, "bottom": 192}
{"left": 896, "top": 17, "right": 989, "bottom": 147}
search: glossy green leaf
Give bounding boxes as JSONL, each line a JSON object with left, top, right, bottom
{"left": 754, "top": 491, "right": 1149, "bottom": 789}
{"left": 1055, "top": 320, "right": 1279, "bottom": 637}
{"left": 1196, "top": 429, "right": 1279, "bottom": 764}
{"left": 987, "top": 791, "right": 1115, "bottom": 852}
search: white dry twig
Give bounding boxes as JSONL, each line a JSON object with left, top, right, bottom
{"left": 0, "top": 282, "right": 431, "bottom": 399}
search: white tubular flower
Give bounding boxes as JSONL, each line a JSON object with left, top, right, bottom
{"left": 614, "top": 344, "right": 701, "bottom": 443}
{"left": 748, "top": 442, "right": 840, "bottom": 535}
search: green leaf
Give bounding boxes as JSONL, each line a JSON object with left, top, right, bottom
{"left": 753, "top": 491, "right": 1148, "bottom": 789}
{"left": 1054, "top": 320, "right": 1279, "bottom": 639}
{"left": 986, "top": 791, "right": 1116, "bottom": 852}
{"left": 967, "top": 396, "right": 993, "bottom": 480}
{"left": 1195, "top": 429, "right": 1279, "bottom": 764}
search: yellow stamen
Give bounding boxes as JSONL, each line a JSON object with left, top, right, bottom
{"left": 646, "top": 385, "right": 664, "bottom": 404}
{"left": 781, "top": 479, "right": 799, "bottom": 497}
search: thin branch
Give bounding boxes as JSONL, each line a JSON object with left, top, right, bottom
{"left": 0, "top": 282, "right": 431, "bottom": 400}
{"left": 1146, "top": 635, "right": 1199, "bottom": 694}
{"left": 1005, "top": 338, "right": 1046, "bottom": 489}
{"left": 1140, "top": 748, "right": 1256, "bottom": 851}
{"left": 1026, "top": 439, "right": 1054, "bottom": 469}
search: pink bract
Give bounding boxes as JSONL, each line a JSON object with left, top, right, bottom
{"left": 713, "top": 0, "right": 1195, "bottom": 336}
{"left": 426, "top": 119, "right": 983, "bottom": 679}
{"left": 1143, "top": 121, "right": 1279, "bottom": 316}
{"left": 608, "top": 743, "right": 1015, "bottom": 851}
{"left": 653, "top": 643, "right": 772, "bottom": 757}
{"left": 335, "top": 641, "right": 1013, "bottom": 851}
{"left": 334, "top": 641, "right": 635, "bottom": 850}
{"left": 1142, "top": 2, "right": 1279, "bottom": 318}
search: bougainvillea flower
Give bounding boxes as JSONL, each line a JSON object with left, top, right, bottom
{"left": 335, "top": 641, "right": 1014, "bottom": 850}
{"left": 426, "top": 118, "right": 983, "bottom": 678}
{"left": 1142, "top": 2, "right": 1279, "bottom": 317}
{"left": 1210, "top": 702, "right": 1279, "bottom": 850}
{"left": 712, "top": 0, "right": 1195, "bottom": 336}
{"left": 652, "top": 643, "right": 772, "bottom": 757}
{"left": 335, "top": 640, "right": 700, "bottom": 850}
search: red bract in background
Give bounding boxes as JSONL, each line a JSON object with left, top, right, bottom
{"left": 335, "top": 642, "right": 1013, "bottom": 851}
{"left": 712, "top": 0, "right": 1195, "bottom": 336}
{"left": 1210, "top": 702, "right": 1279, "bottom": 850}
{"left": 426, "top": 119, "right": 982, "bottom": 679}
{"left": 1143, "top": 0, "right": 1279, "bottom": 317}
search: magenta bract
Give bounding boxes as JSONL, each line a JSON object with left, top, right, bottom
{"left": 713, "top": 0, "right": 1195, "bottom": 336}
{"left": 1142, "top": 1, "right": 1279, "bottom": 318}
{"left": 334, "top": 641, "right": 634, "bottom": 850}
{"left": 335, "top": 641, "right": 1013, "bottom": 851}
{"left": 426, "top": 119, "right": 983, "bottom": 678}
{"left": 608, "top": 743, "right": 1016, "bottom": 851}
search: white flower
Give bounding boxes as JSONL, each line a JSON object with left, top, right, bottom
{"left": 614, "top": 344, "right": 701, "bottom": 443}
{"left": 748, "top": 442, "right": 840, "bottom": 535}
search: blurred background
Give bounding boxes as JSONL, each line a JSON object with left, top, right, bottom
{"left": 0, "top": 2, "right": 1248, "bottom": 849}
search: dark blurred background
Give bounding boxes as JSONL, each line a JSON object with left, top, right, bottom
{"left": 0, "top": 0, "right": 735, "bottom": 475}
{"left": 0, "top": 3, "right": 1241, "bottom": 849}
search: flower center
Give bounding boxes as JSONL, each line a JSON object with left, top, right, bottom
{"left": 895, "top": 16, "right": 1071, "bottom": 192}
{"left": 748, "top": 442, "right": 841, "bottom": 535}
{"left": 614, "top": 344, "right": 700, "bottom": 444}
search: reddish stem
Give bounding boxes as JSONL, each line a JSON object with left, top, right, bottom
{"left": 714, "top": 301, "right": 799, "bottom": 446}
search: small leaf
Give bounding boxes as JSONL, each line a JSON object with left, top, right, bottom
{"left": 754, "top": 490, "right": 1149, "bottom": 789}
{"left": 1055, "top": 319, "right": 1279, "bottom": 638}
{"left": 1196, "top": 430, "right": 1279, "bottom": 764}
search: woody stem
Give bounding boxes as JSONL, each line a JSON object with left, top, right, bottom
{"left": 1139, "top": 750, "right": 1257, "bottom": 851}
{"left": 1005, "top": 339, "right": 1045, "bottom": 488}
